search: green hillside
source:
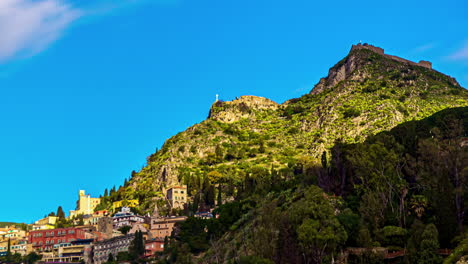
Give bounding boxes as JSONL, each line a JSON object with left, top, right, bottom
{"left": 0, "top": 222, "right": 18, "bottom": 228}
{"left": 102, "top": 45, "right": 466, "bottom": 211}
{"left": 95, "top": 45, "right": 468, "bottom": 263}
{"left": 188, "top": 106, "right": 467, "bottom": 263}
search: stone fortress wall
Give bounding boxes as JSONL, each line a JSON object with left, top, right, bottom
{"left": 351, "top": 43, "right": 432, "bottom": 69}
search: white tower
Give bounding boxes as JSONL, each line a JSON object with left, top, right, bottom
{"left": 215, "top": 94, "right": 219, "bottom": 102}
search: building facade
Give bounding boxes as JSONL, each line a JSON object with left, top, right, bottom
{"left": 92, "top": 235, "right": 134, "bottom": 264}
{"left": 166, "top": 185, "right": 187, "bottom": 209}
{"left": 149, "top": 204, "right": 186, "bottom": 240}
{"left": 8, "top": 240, "right": 32, "bottom": 256}
{"left": 28, "top": 227, "right": 86, "bottom": 252}
{"left": 0, "top": 227, "right": 27, "bottom": 240}
{"left": 42, "top": 239, "right": 94, "bottom": 263}
{"left": 150, "top": 216, "right": 187, "bottom": 240}
{"left": 112, "top": 207, "right": 145, "bottom": 229}
{"left": 97, "top": 217, "right": 113, "bottom": 238}
{"left": 32, "top": 216, "right": 58, "bottom": 230}
{"left": 69, "top": 190, "right": 101, "bottom": 218}
{"left": 144, "top": 239, "right": 164, "bottom": 257}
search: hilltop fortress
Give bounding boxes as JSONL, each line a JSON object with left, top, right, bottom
{"left": 309, "top": 43, "right": 460, "bottom": 95}
{"left": 351, "top": 43, "right": 432, "bottom": 69}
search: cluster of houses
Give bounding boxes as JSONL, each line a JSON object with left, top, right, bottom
{"left": 0, "top": 185, "right": 207, "bottom": 264}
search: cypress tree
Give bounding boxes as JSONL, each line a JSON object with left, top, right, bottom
{"left": 7, "top": 238, "right": 11, "bottom": 256}
{"left": 56, "top": 206, "right": 65, "bottom": 219}
{"left": 129, "top": 230, "right": 145, "bottom": 259}
{"left": 193, "top": 194, "right": 200, "bottom": 213}
{"left": 205, "top": 185, "right": 216, "bottom": 207}
{"left": 321, "top": 151, "right": 328, "bottom": 168}
{"left": 217, "top": 184, "right": 222, "bottom": 206}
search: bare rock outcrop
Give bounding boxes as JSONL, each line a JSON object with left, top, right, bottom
{"left": 311, "top": 53, "right": 362, "bottom": 95}
{"left": 209, "top": 95, "right": 279, "bottom": 123}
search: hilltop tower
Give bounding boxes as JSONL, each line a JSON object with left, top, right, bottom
{"left": 68, "top": 190, "right": 101, "bottom": 219}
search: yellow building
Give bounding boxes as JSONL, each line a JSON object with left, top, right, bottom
{"left": 166, "top": 185, "right": 187, "bottom": 210}
{"left": 32, "top": 216, "right": 58, "bottom": 230}
{"left": 112, "top": 199, "right": 139, "bottom": 210}
{"left": 69, "top": 190, "right": 101, "bottom": 219}
{"left": 0, "top": 240, "right": 8, "bottom": 252}
{"left": 0, "top": 228, "right": 26, "bottom": 240}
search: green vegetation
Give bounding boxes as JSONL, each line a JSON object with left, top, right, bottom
{"left": 0, "top": 222, "right": 19, "bottom": 228}
{"left": 54, "top": 205, "right": 75, "bottom": 228}
{"left": 0, "top": 252, "right": 41, "bottom": 264}
{"left": 92, "top": 47, "right": 468, "bottom": 263}
{"left": 445, "top": 234, "right": 468, "bottom": 263}
{"left": 118, "top": 225, "right": 131, "bottom": 235}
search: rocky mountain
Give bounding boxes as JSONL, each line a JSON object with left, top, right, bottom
{"left": 95, "top": 43, "right": 468, "bottom": 263}
{"left": 107, "top": 44, "right": 466, "bottom": 210}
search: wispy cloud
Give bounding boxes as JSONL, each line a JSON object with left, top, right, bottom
{"left": 0, "top": 0, "right": 81, "bottom": 62}
{"left": 447, "top": 41, "right": 468, "bottom": 62}
{"left": 413, "top": 42, "right": 436, "bottom": 53}
{"left": 0, "top": 0, "right": 176, "bottom": 64}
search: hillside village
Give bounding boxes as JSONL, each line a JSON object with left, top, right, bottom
{"left": 0, "top": 187, "right": 200, "bottom": 264}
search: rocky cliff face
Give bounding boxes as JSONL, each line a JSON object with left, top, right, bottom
{"left": 208, "top": 95, "right": 279, "bottom": 123}
{"left": 311, "top": 52, "right": 364, "bottom": 95}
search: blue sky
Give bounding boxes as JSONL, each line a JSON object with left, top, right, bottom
{"left": 0, "top": 0, "right": 467, "bottom": 223}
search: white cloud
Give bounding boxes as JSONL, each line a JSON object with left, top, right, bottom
{"left": 447, "top": 41, "right": 468, "bottom": 62}
{"left": 0, "top": 0, "right": 179, "bottom": 64}
{"left": 0, "top": 0, "right": 81, "bottom": 63}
